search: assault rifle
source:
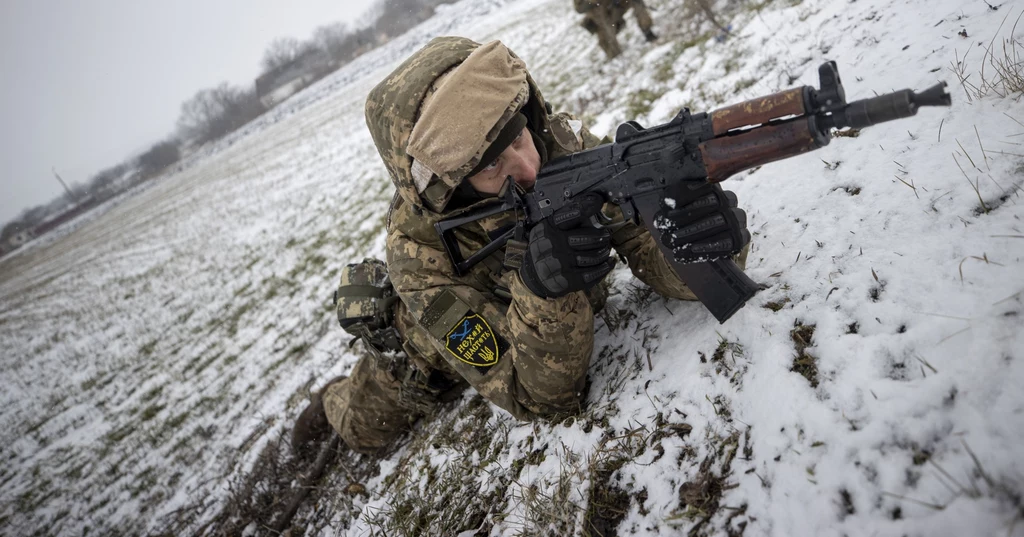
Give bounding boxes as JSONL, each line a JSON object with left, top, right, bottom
{"left": 436, "top": 62, "right": 951, "bottom": 323}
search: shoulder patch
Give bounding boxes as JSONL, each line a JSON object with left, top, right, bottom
{"left": 422, "top": 289, "right": 509, "bottom": 372}
{"left": 444, "top": 313, "right": 508, "bottom": 370}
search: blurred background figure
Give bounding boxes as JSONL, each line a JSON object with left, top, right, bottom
{"left": 573, "top": 0, "right": 657, "bottom": 59}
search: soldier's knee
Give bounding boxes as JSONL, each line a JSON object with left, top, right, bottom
{"left": 338, "top": 423, "right": 391, "bottom": 454}
{"left": 323, "top": 362, "right": 412, "bottom": 453}
{"left": 525, "top": 400, "right": 586, "bottom": 422}
{"left": 515, "top": 383, "right": 588, "bottom": 421}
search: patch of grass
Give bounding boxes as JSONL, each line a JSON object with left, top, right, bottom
{"left": 139, "top": 339, "right": 158, "bottom": 356}
{"left": 233, "top": 282, "right": 253, "bottom": 297}
{"left": 840, "top": 488, "right": 856, "bottom": 516}
{"left": 949, "top": 12, "right": 1024, "bottom": 102}
{"left": 263, "top": 343, "right": 310, "bottom": 375}
{"left": 707, "top": 336, "right": 745, "bottom": 386}
{"left": 790, "top": 323, "right": 818, "bottom": 387}
{"left": 669, "top": 432, "right": 740, "bottom": 532}
{"left": 723, "top": 56, "right": 741, "bottom": 75}
{"left": 734, "top": 77, "right": 757, "bottom": 93}
{"left": 584, "top": 454, "right": 632, "bottom": 536}
{"left": 626, "top": 89, "right": 663, "bottom": 119}
{"left": 654, "top": 59, "right": 676, "bottom": 84}
{"left": 160, "top": 410, "right": 191, "bottom": 436}
{"left": 103, "top": 424, "right": 135, "bottom": 445}
{"left": 223, "top": 300, "right": 256, "bottom": 337}
{"left": 25, "top": 414, "right": 56, "bottom": 436}
{"left": 287, "top": 342, "right": 310, "bottom": 359}
{"left": 652, "top": 36, "right": 702, "bottom": 84}
{"left": 186, "top": 350, "right": 223, "bottom": 375}
{"left": 263, "top": 354, "right": 291, "bottom": 375}
{"left": 743, "top": 0, "right": 774, "bottom": 14}
{"left": 140, "top": 404, "right": 165, "bottom": 422}
{"left": 364, "top": 397, "right": 501, "bottom": 537}
{"left": 177, "top": 308, "right": 195, "bottom": 324}
{"left": 140, "top": 386, "right": 163, "bottom": 402}
{"left": 63, "top": 462, "right": 86, "bottom": 480}
{"left": 308, "top": 229, "right": 331, "bottom": 252}
{"left": 129, "top": 467, "right": 159, "bottom": 499}
{"left": 764, "top": 298, "right": 789, "bottom": 312}
{"left": 81, "top": 373, "right": 106, "bottom": 391}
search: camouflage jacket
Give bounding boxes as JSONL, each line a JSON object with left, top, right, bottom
{"left": 365, "top": 37, "right": 695, "bottom": 420}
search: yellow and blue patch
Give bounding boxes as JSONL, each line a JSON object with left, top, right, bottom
{"left": 423, "top": 289, "right": 509, "bottom": 373}
{"left": 445, "top": 313, "right": 506, "bottom": 369}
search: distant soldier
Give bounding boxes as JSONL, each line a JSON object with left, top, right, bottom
{"left": 574, "top": 0, "right": 658, "bottom": 59}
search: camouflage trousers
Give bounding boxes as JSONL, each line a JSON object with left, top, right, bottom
{"left": 322, "top": 350, "right": 463, "bottom": 453}
{"left": 579, "top": 0, "right": 655, "bottom": 59}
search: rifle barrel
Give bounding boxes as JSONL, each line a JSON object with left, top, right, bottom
{"left": 840, "top": 82, "right": 950, "bottom": 129}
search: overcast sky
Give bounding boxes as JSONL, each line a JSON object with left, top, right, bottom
{"left": 0, "top": 0, "right": 379, "bottom": 225}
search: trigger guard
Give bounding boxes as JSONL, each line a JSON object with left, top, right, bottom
{"left": 590, "top": 208, "right": 629, "bottom": 233}
{"left": 589, "top": 209, "right": 615, "bottom": 228}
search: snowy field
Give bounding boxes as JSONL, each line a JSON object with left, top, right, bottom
{"left": 1, "top": 0, "right": 1022, "bottom": 535}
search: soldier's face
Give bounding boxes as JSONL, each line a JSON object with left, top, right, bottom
{"left": 465, "top": 127, "right": 540, "bottom": 194}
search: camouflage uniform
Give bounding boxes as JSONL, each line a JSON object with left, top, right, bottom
{"left": 323, "top": 37, "right": 714, "bottom": 453}
{"left": 574, "top": 0, "right": 657, "bottom": 59}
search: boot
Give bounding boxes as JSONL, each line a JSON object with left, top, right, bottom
{"left": 643, "top": 29, "right": 658, "bottom": 42}
{"left": 291, "top": 375, "right": 347, "bottom": 456}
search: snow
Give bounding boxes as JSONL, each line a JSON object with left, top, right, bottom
{"left": 1, "top": 0, "right": 1022, "bottom": 535}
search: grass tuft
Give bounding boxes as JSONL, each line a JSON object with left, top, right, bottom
{"left": 949, "top": 10, "right": 1024, "bottom": 101}
{"left": 790, "top": 323, "right": 818, "bottom": 387}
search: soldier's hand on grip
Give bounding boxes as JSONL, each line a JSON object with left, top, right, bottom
{"left": 654, "top": 182, "right": 750, "bottom": 264}
{"left": 519, "top": 193, "right": 614, "bottom": 298}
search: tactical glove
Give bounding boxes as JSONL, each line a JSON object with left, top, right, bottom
{"left": 519, "top": 193, "right": 614, "bottom": 299}
{"left": 654, "top": 182, "right": 750, "bottom": 263}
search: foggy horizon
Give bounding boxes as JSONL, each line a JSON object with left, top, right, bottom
{"left": 0, "top": 0, "right": 379, "bottom": 226}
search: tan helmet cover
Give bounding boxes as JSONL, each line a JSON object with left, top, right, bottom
{"left": 405, "top": 40, "right": 531, "bottom": 209}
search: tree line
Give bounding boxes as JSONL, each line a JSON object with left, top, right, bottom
{"left": 2, "top": 0, "right": 455, "bottom": 250}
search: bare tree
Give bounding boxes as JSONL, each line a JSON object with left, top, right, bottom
{"left": 260, "top": 37, "right": 304, "bottom": 73}
{"left": 177, "top": 83, "right": 264, "bottom": 145}
{"left": 373, "top": 0, "right": 440, "bottom": 37}
{"left": 89, "top": 163, "right": 129, "bottom": 192}
{"left": 313, "top": 22, "right": 359, "bottom": 63}
{"left": 137, "top": 140, "right": 181, "bottom": 177}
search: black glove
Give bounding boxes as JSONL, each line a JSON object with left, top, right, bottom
{"left": 519, "top": 193, "right": 614, "bottom": 298}
{"left": 654, "top": 182, "right": 750, "bottom": 263}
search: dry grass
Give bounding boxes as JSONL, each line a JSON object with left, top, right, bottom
{"left": 790, "top": 323, "right": 818, "bottom": 388}
{"left": 949, "top": 10, "right": 1024, "bottom": 102}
